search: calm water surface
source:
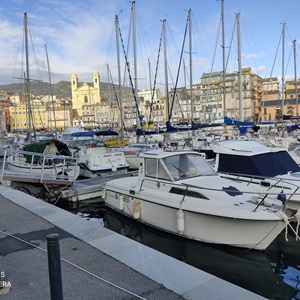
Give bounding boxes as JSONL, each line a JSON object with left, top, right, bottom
{"left": 65, "top": 201, "right": 300, "bottom": 300}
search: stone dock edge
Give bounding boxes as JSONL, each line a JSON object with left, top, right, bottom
{"left": 0, "top": 185, "right": 265, "bottom": 300}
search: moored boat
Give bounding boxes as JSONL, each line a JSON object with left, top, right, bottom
{"left": 103, "top": 149, "right": 300, "bottom": 251}
{"left": 212, "top": 139, "right": 300, "bottom": 210}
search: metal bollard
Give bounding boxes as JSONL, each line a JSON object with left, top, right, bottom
{"left": 47, "top": 233, "right": 63, "bottom": 300}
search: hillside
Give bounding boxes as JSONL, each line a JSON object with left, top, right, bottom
{"left": 0, "top": 81, "right": 133, "bottom": 102}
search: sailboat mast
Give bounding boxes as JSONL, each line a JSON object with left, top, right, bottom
{"left": 115, "top": 15, "right": 124, "bottom": 145}
{"left": 293, "top": 40, "right": 298, "bottom": 116}
{"left": 132, "top": 1, "right": 140, "bottom": 127}
{"left": 237, "top": 13, "right": 243, "bottom": 121}
{"left": 148, "top": 58, "right": 152, "bottom": 126}
{"left": 281, "top": 22, "right": 285, "bottom": 118}
{"left": 183, "top": 59, "right": 188, "bottom": 121}
{"left": 163, "top": 19, "right": 170, "bottom": 121}
{"left": 24, "top": 12, "right": 32, "bottom": 142}
{"left": 221, "top": 0, "right": 226, "bottom": 119}
{"left": 188, "top": 9, "right": 193, "bottom": 124}
{"left": 44, "top": 44, "right": 57, "bottom": 136}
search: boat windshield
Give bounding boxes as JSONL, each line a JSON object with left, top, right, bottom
{"left": 162, "top": 153, "right": 215, "bottom": 181}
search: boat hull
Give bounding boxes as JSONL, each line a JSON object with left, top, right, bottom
{"left": 104, "top": 187, "right": 286, "bottom": 251}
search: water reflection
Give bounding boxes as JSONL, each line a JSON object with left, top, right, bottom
{"left": 72, "top": 204, "right": 300, "bottom": 300}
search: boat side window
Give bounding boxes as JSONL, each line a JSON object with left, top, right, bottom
{"left": 145, "top": 158, "right": 171, "bottom": 181}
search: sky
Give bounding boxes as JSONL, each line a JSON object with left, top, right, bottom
{"left": 0, "top": 0, "right": 300, "bottom": 91}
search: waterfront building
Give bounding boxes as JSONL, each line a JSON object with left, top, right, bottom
{"left": 259, "top": 77, "right": 280, "bottom": 121}
{"left": 137, "top": 89, "right": 164, "bottom": 126}
{"left": 45, "top": 100, "right": 73, "bottom": 131}
{"left": 71, "top": 70, "right": 101, "bottom": 118}
{"left": 200, "top": 68, "right": 262, "bottom": 123}
{"left": 0, "top": 94, "right": 12, "bottom": 131}
{"left": 9, "top": 99, "right": 46, "bottom": 132}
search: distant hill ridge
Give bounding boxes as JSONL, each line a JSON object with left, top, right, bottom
{"left": 0, "top": 81, "right": 133, "bottom": 102}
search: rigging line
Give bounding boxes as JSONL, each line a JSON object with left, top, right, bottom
{"left": 225, "top": 16, "right": 236, "bottom": 74}
{"left": 168, "top": 16, "right": 189, "bottom": 121}
{"left": 205, "top": 16, "right": 222, "bottom": 118}
{"left": 118, "top": 24, "right": 144, "bottom": 132}
{"left": 285, "top": 44, "right": 293, "bottom": 80}
{"left": 240, "top": 18, "right": 260, "bottom": 75}
{"left": 167, "top": 65, "right": 185, "bottom": 121}
{"left": 191, "top": 14, "right": 211, "bottom": 76}
{"left": 108, "top": 66, "right": 126, "bottom": 130}
{"left": 0, "top": 229, "right": 147, "bottom": 300}
{"left": 258, "top": 32, "right": 282, "bottom": 124}
{"left": 149, "top": 24, "right": 164, "bottom": 123}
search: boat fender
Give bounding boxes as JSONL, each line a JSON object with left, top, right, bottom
{"left": 111, "top": 166, "right": 117, "bottom": 172}
{"left": 118, "top": 195, "right": 124, "bottom": 210}
{"left": 133, "top": 199, "right": 141, "bottom": 219}
{"left": 176, "top": 209, "right": 185, "bottom": 234}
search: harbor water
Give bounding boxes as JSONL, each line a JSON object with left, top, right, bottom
{"left": 65, "top": 201, "right": 300, "bottom": 300}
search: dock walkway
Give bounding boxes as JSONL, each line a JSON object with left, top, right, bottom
{"left": 0, "top": 185, "right": 265, "bottom": 299}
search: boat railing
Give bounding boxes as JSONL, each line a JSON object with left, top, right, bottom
{"left": 1, "top": 148, "right": 79, "bottom": 184}
{"left": 219, "top": 171, "right": 300, "bottom": 188}
{"left": 138, "top": 177, "right": 300, "bottom": 202}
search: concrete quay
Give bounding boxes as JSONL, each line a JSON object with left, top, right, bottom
{"left": 0, "top": 185, "right": 265, "bottom": 299}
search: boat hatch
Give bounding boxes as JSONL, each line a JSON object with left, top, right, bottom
{"left": 261, "top": 181, "right": 271, "bottom": 187}
{"left": 169, "top": 187, "right": 209, "bottom": 200}
{"left": 222, "top": 186, "right": 243, "bottom": 196}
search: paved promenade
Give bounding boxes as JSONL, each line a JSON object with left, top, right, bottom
{"left": 0, "top": 185, "right": 265, "bottom": 299}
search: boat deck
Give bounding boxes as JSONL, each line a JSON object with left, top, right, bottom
{"left": 60, "top": 171, "right": 138, "bottom": 202}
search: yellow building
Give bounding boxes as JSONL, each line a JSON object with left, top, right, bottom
{"left": 260, "top": 78, "right": 300, "bottom": 121}
{"left": 71, "top": 70, "right": 101, "bottom": 118}
{"left": 10, "top": 100, "right": 46, "bottom": 132}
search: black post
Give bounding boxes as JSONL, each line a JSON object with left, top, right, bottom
{"left": 47, "top": 233, "right": 63, "bottom": 300}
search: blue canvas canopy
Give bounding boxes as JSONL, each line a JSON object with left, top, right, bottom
{"left": 71, "top": 130, "right": 119, "bottom": 137}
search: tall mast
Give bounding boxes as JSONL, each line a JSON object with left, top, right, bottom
{"left": 183, "top": 59, "right": 188, "bottom": 121}
{"left": 293, "top": 40, "right": 298, "bottom": 116}
{"left": 115, "top": 15, "right": 124, "bottom": 145}
{"left": 44, "top": 44, "right": 57, "bottom": 136}
{"left": 221, "top": 0, "right": 226, "bottom": 120}
{"left": 132, "top": 1, "right": 139, "bottom": 127}
{"left": 24, "top": 12, "right": 32, "bottom": 143}
{"left": 281, "top": 22, "right": 285, "bottom": 119}
{"left": 148, "top": 58, "right": 152, "bottom": 126}
{"left": 163, "top": 19, "right": 169, "bottom": 120}
{"left": 188, "top": 9, "right": 193, "bottom": 124}
{"left": 237, "top": 12, "right": 243, "bottom": 121}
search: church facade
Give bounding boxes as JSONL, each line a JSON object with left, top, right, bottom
{"left": 71, "top": 70, "right": 101, "bottom": 119}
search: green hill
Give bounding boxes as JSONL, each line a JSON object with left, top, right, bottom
{"left": 0, "top": 81, "right": 133, "bottom": 102}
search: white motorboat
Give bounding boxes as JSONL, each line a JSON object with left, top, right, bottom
{"left": 212, "top": 139, "right": 300, "bottom": 210}
{"left": 68, "top": 132, "right": 129, "bottom": 178}
{"left": 104, "top": 149, "right": 300, "bottom": 251}
{"left": 113, "top": 142, "right": 159, "bottom": 170}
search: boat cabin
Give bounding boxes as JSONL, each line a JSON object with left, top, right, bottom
{"left": 138, "top": 150, "right": 215, "bottom": 181}
{"left": 213, "top": 140, "right": 300, "bottom": 177}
